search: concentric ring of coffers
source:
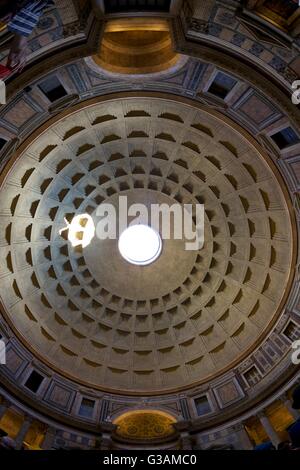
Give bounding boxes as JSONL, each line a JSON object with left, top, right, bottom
{"left": 0, "top": 96, "right": 294, "bottom": 393}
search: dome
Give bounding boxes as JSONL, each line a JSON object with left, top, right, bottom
{"left": 0, "top": 0, "right": 299, "bottom": 452}
{"left": 0, "top": 96, "right": 294, "bottom": 394}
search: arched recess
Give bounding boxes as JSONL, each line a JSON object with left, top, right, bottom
{"left": 113, "top": 410, "right": 177, "bottom": 441}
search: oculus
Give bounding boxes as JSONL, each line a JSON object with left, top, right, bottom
{"left": 118, "top": 224, "right": 162, "bottom": 266}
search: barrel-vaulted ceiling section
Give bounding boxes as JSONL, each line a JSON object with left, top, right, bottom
{"left": 0, "top": 0, "right": 299, "bottom": 429}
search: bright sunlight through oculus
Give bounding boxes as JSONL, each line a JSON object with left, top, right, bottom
{"left": 118, "top": 225, "right": 162, "bottom": 266}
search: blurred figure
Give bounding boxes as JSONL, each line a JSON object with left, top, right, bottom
{"left": 277, "top": 441, "right": 292, "bottom": 451}
{"left": 0, "top": 0, "right": 54, "bottom": 71}
{"left": 253, "top": 442, "right": 275, "bottom": 451}
{"left": 0, "top": 432, "right": 17, "bottom": 450}
{"left": 288, "top": 385, "right": 300, "bottom": 450}
{"left": 292, "top": 385, "right": 300, "bottom": 410}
